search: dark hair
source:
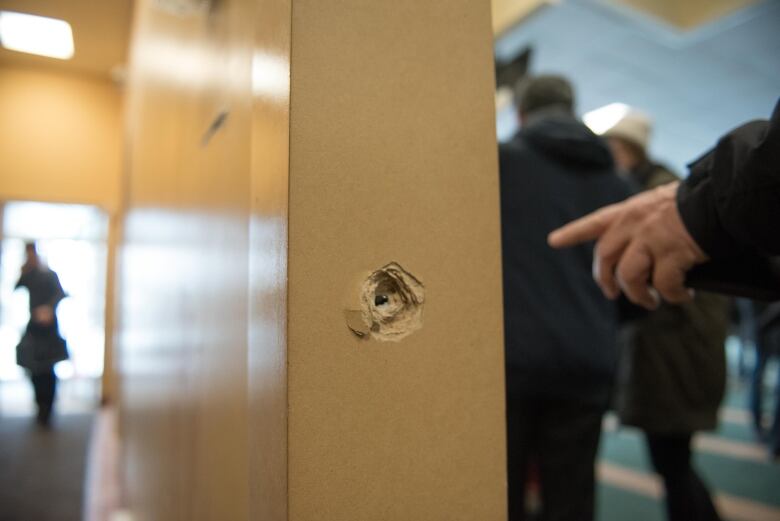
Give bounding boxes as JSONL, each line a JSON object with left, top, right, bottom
{"left": 514, "top": 74, "right": 575, "bottom": 117}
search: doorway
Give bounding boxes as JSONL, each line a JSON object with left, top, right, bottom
{"left": 0, "top": 201, "right": 108, "bottom": 416}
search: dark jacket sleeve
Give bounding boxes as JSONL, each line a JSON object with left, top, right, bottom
{"left": 15, "top": 271, "right": 29, "bottom": 290}
{"left": 677, "top": 99, "right": 780, "bottom": 258}
{"left": 48, "top": 271, "right": 66, "bottom": 308}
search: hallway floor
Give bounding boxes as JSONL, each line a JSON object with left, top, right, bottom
{"left": 597, "top": 382, "right": 780, "bottom": 521}
{"left": 0, "top": 413, "right": 93, "bottom": 521}
{"left": 1, "top": 367, "right": 777, "bottom": 521}
{"left": 0, "top": 379, "right": 98, "bottom": 521}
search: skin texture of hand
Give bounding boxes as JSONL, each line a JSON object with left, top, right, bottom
{"left": 547, "top": 181, "right": 709, "bottom": 310}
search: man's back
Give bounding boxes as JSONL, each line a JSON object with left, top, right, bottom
{"left": 499, "top": 114, "right": 632, "bottom": 405}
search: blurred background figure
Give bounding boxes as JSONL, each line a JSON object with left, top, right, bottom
{"left": 500, "top": 75, "right": 632, "bottom": 521}
{"left": 14, "top": 241, "right": 68, "bottom": 426}
{"left": 603, "top": 109, "right": 730, "bottom": 521}
{"left": 0, "top": 203, "right": 109, "bottom": 519}
{"left": 753, "top": 302, "right": 780, "bottom": 459}
{"left": 603, "top": 108, "right": 671, "bottom": 187}
{"left": 731, "top": 298, "right": 758, "bottom": 380}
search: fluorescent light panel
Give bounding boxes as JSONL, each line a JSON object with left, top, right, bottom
{"left": 0, "top": 11, "right": 74, "bottom": 60}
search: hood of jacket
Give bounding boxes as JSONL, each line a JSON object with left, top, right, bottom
{"left": 517, "top": 114, "right": 614, "bottom": 170}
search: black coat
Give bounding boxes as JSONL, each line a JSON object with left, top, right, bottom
{"left": 499, "top": 115, "right": 632, "bottom": 406}
{"left": 678, "top": 98, "right": 780, "bottom": 258}
{"left": 15, "top": 267, "right": 68, "bottom": 373}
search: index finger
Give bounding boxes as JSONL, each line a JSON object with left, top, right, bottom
{"left": 547, "top": 203, "right": 623, "bottom": 248}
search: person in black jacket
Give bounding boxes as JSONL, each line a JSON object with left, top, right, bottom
{"left": 15, "top": 242, "right": 68, "bottom": 426}
{"left": 548, "top": 98, "right": 780, "bottom": 308}
{"left": 500, "top": 75, "right": 632, "bottom": 521}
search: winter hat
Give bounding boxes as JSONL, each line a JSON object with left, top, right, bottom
{"left": 603, "top": 109, "right": 652, "bottom": 153}
{"left": 514, "top": 74, "right": 575, "bottom": 117}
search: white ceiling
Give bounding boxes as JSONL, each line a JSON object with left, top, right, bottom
{"left": 496, "top": 0, "right": 780, "bottom": 174}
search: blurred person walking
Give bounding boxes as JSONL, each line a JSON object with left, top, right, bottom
{"left": 500, "top": 75, "right": 632, "bottom": 521}
{"left": 14, "top": 241, "right": 69, "bottom": 427}
{"left": 605, "top": 110, "right": 729, "bottom": 521}
{"left": 752, "top": 302, "right": 780, "bottom": 459}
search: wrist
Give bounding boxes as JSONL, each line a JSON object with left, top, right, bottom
{"left": 676, "top": 175, "right": 739, "bottom": 259}
{"left": 672, "top": 196, "right": 709, "bottom": 264}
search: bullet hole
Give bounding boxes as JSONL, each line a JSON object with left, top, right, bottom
{"left": 357, "top": 262, "right": 425, "bottom": 342}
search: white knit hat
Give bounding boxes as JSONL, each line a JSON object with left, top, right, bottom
{"left": 603, "top": 109, "right": 653, "bottom": 153}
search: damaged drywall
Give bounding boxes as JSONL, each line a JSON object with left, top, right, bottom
{"left": 344, "top": 262, "right": 424, "bottom": 342}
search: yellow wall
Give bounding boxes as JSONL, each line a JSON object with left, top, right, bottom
{"left": 0, "top": 66, "right": 122, "bottom": 212}
{"left": 120, "top": 1, "right": 255, "bottom": 517}
{"left": 0, "top": 65, "right": 123, "bottom": 403}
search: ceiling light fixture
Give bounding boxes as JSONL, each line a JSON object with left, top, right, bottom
{"left": 583, "top": 102, "right": 630, "bottom": 135}
{"left": 0, "top": 11, "right": 74, "bottom": 60}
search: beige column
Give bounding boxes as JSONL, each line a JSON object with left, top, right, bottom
{"left": 121, "top": 0, "right": 506, "bottom": 519}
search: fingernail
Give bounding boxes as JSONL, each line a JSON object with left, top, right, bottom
{"left": 649, "top": 288, "right": 661, "bottom": 308}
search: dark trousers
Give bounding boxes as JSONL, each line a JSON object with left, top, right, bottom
{"left": 30, "top": 368, "right": 57, "bottom": 424}
{"left": 506, "top": 394, "right": 605, "bottom": 521}
{"left": 645, "top": 433, "right": 721, "bottom": 521}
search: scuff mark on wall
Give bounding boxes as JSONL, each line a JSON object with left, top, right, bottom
{"left": 344, "top": 309, "right": 370, "bottom": 338}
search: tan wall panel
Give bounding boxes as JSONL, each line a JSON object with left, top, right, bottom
{"left": 248, "top": 0, "right": 292, "bottom": 519}
{"left": 120, "top": 0, "right": 254, "bottom": 519}
{"left": 121, "top": 0, "right": 504, "bottom": 519}
{"left": 287, "top": 0, "right": 506, "bottom": 519}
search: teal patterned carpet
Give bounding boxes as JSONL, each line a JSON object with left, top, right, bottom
{"left": 597, "top": 361, "right": 780, "bottom": 521}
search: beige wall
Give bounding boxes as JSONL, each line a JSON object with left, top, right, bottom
{"left": 0, "top": 66, "right": 122, "bottom": 212}
{"left": 0, "top": 65, "right": 123, "bottom": 402}
{"left": 120, "top": 0, "right": 505, "bottom": 519}
{"left": 120, "top": 1, "right": 255, "bottom": 518}
{"left": 286, "top": 0, "right": 506, "bottom": 518}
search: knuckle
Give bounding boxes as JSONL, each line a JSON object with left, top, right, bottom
{"left": 653, "top": 276, "right": 678, "bottom": 295}
{"left": 617, "top": 264, "right": 643, "bottom": 285}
